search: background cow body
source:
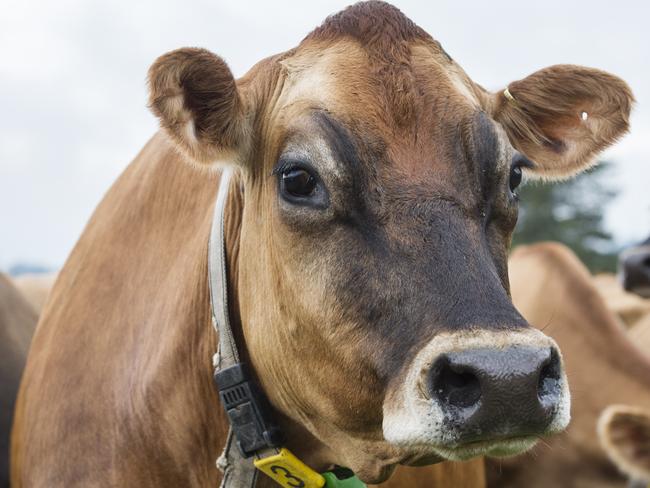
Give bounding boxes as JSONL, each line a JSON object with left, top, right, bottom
{"left": 11, "top": 2, "right": 632, "bottom": 486}
{"left": 593, "top": 273, "right": 650, "bottom": 328}
{"left": 487, "top": 243, "right": 650, "bottom": 488}
{"left": 0, "top": 274, "right": 38, "bottom": 488}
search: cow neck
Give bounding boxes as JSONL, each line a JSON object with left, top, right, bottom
{"left": 212, "top": 168, "right": 366, "bottom": 488}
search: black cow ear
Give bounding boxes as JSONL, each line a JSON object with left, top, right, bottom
{"left": 148, "top": 48, "right": 249, "bottom": 166}
{"left": 488, "top": 65, "right": 633, "bottom": 180}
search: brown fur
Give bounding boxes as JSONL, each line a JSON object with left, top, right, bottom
{"left": 12, "top": 2, "right": 634, "bottom": 486}
{"left": 593, "top": 273, "right": 650, "bottom": 328}
{"left": 374, "top": 458, "right": 486, "bottom": 487}
{"left": 487, "top": 243, "right": 650, "bottom": 488}
{"left": 1, "top": 274, "right": 38, "bottom": 488}
{"left": 303, "top": 1, "right": 434, "bottom": 127}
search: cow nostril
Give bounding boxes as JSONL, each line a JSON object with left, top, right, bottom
{"left": 538, "top": 348, "right": 562, "bottom": 403}
{"left": 430, "top": 357, "right": 482, "bottom": 409}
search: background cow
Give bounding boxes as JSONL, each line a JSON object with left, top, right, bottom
{"left": 11, "top": 2, "right": 632, "bottom": 486}
{"left": 0, "top": 274, "right": 38, "bottom": 488}
{"left": 619, "top": 236, "right": 650, "bottom": 298}
{"left": 10, "top": 273, "right": 57, "bottom": 316}
{"left": 629, "top": 314, "right": 650, "bottom": 359}
{"left": 487, "top": 243, "right": 650, "bottom": 488}
{"left": 593, "top": 273, "right": 650, "bottom": 328}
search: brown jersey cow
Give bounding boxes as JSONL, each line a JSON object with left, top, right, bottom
{"left": 0, "top": 274, "right": 38, "bottom": 488}
{"left": 629, "top": 314, "right": 650, "bottom": 357}
{"left": 487, "top": 243, "right": 650, "bottom": 488}
{"left": 375, "top": 458, "right": 486, "bottom": 488}
{"left": 593, "top": 273, "right": 650, "bottom": 328}
{"left": 12, "top": 2, "right": 632, "bottom": 486}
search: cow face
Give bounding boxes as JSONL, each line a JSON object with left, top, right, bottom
{"left": 147, "top": 2, "right": 633, "bottom": 482}
{"left": 620, "top": 237, "right": 650, "bottom": 298}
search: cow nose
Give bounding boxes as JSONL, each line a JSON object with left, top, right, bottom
{"left": 428, "top": 346, "right": 563, "bottom": 442}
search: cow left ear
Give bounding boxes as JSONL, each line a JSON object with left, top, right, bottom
{"left": 488, "top": 65, "right": 633, "bottom": 179}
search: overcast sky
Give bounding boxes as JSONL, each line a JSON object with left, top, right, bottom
{"left": 1, "top": 0, "right": 648, "bottom": 270}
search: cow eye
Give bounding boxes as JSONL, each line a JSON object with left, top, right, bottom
{"left": 509, "top": 164, "right": 522, "bottom": 192}
{"left": 274, "top": 158, "right": 328, "bottom": 209}
{"left": 274, "top": 157, "right": 328, "bottom": 209}
{"left": 509, "top": 153, "right": 533, "bottom": 194}
{"left": 281, "top": 167, "right": 317, "bottom": 197}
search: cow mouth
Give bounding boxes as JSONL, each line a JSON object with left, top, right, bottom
{"left": 396, "top": 435, "right": 539, "bottom": 466}
{"left": 431, "top": 435, "right": 539, "bottom": 460}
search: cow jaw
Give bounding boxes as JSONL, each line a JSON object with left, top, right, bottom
{"left": 267, "top": 329, "right": 571, "bottom": 484}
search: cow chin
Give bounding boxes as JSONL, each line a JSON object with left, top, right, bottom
{"left": 393, "top": 436, "right": 538, "bottom": 466}
{"left": 350, "top": 462, "right": 398, "bottom": 485}
{"left": 429, "top": 436, "right": 539, "bottom": 461}
{"left": 321, "top": 436, "right": 540, "bottom": 484}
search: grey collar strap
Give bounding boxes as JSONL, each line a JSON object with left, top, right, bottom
{"left": 208, "top": 167, "right": 257, "bottom": 488}
{"left": 209, "top": 167, "right": 240, "bottom": 372}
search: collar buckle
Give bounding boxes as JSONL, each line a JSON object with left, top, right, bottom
{"left": 214, "top": 363, "right": 283, "bottom": 457}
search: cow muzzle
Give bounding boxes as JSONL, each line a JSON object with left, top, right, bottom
{"left": 383, "top": 328, "right": 570, "bottom": 461}
{"left": 619, "top": 246, "right": 650, "bottom": 298}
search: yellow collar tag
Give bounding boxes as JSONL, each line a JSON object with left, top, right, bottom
{"left": 254, "top": 448, "right": 326, "bottom": 488}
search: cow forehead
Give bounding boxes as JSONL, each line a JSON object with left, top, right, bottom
{"left": 277, "top": 41, "right": 365, "bottom": 112}
{"left": 267, "top": 38, "right": 505, "bottom": 188}
{"left": 275, "top": 39, "right": 482, "bottom": 130}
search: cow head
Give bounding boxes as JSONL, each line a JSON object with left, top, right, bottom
{"left": 147, "top": 2, "right": 633, "bottom": 482}
{"left": 620, "top": 237, "right": 650, "bottom": 298}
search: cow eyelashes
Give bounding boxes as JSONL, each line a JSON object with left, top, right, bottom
{"left": 282, "top": 167, "right": 316, "bottom": 197}
{"left": 509, "top": 153, "right": 533, "bottom": 194}
{"left": 274, "top": 160, "right": 328, "bottom": 208}
{"left": 509, "top": 165, "right": 523, "bottom": 192}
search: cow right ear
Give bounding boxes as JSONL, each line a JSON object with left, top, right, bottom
{"left": 148, "top": 48, "right": 249, "bottom": 167}
{"left": 487, "top": 65, "right": 633, "bottom": 180}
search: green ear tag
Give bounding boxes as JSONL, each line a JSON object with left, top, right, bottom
{"left": 322, "top": 470, "right": 366, "bottom": 488}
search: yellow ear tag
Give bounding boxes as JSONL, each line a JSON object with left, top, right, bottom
{"left": 254, "top": 448, "right": 326, "bottom": 488}
{"left": 503, "top": 87, "right": 516, "bottom": 104}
